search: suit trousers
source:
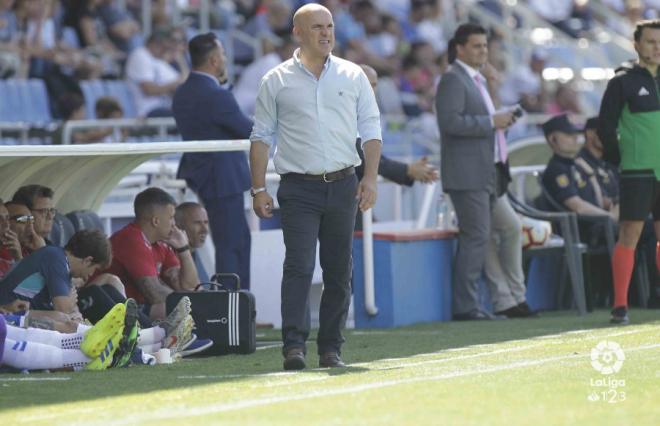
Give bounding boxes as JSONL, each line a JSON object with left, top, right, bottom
{"left": 203, "top": 194, "right": 251, "bottom": 289}
{"left": 447, "top": 189, "right": 493, "bottom": 314}
{"left": 483, "top": 195, "right": 527, "bottom": 312}
{"left": 277, "top": 174, "right": 358, "bottom": 356}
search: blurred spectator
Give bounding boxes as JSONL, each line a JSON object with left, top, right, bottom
{"left": 528, "top": 0, "right": 593, "bottom": 38}
{"left": 235, "top": 0, "right": 292, "bottom": 64}
{"left": 125, "top": 29, "right": 185, "bottom": 117}
{"left": 61, "top": 0, "right": 125, "bottom": 74}
{"left": 234, "top": 34, "right": 297, "bottom": 116}
{"left": 320, "top": 0, "right": 365, "bottom": 50}
{"left": 499, "top": 48, "right": 549, "bottom": 113}
{"left": 401, "top": 0, "right": 446, "bottom": 54}
{"left": 164, "top": 26, "right": 189, "bottom": 76}
{"left": 95, "top": 95, "right": 122, "bottom": 119}
{"left": 97, "top": 0, "right": 142, "bottom": 53}
{"left": 52, "top": 93, "right": 120, "bottom": 144}
{"left": 0, "top": 0, "right": 21, "bottom": 77}
{"left": 546, "top": 83, "right": 583, "bottom": 115}
{"left": 607, "top": 0, "right": 646, "bottom": 36}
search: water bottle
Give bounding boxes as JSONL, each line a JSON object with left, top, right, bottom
{"left": 437, "top": 193, "right": 450, "bottom": 230}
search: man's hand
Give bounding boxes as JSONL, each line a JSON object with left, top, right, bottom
{"left": 1, "top": 229, "right": 23, "bottom": 260}
{"left": 24, "top": 225, "right": 46, "bottom": 251}
{"left": 407, "top": 157, "right": 439, "bottom": 183}
{"left": 493, "top": 111, "right": 515, "bottom": 129}
{"left": 356, "top": 177, "right": 377, "bottom": 212}
{"left": 253, "top": 191, "right": 274, "bottom": 218}
{"left": 167, "top": 225, "right": 190, "bottom": 249}
{"left": 0, "top": 299, "right": 30, "bottom": 314}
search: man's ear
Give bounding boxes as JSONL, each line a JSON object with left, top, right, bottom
{"left": 151, "top": 215, "right": 159, "bottom": 228}
{"left": 83, "top": 256, "right": 94, "bottom": 266}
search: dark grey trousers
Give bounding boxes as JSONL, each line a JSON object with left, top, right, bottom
{"left": 277, "top": 173, "right": 358, "bottom": 356}
{"left": 447, "top": 189, "right": 495, "bottom": 315}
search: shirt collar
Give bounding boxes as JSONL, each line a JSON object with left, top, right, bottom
{"left": 455, "top": 59, "right": 483, "bottom": 82}
{"left": 292, "top": 48, "right": 331, "bottom": 78}
{"left": 192, "top": 70, "right": 220, "bottom": 86}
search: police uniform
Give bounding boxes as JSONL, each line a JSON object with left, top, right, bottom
{"left": 577, "top": 147, "right": 619, "bottom": 205}
{"left": 543, "top": 154, "right": 601, "bottom": 209}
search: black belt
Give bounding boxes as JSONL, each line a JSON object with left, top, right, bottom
{"left": 282, "top": 166, "right": 355, "bottom": 182}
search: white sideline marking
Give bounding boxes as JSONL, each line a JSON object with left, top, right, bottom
{"left": 256, "top": 343, "right": 282, "bottom": 351}
{"left": 353, "top": 327, "right": 652, "bottom": 369}
{"left": 0, "top": 377, "right": 71, "bottom": 382}
{"left": 91, "top": 343, "right": 660, "bottom": 424}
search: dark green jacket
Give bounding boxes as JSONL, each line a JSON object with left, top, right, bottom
{"left": 597, "top": 61, "right": 660, "bottom": 178}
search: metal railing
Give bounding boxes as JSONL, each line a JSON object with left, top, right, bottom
{"left": 61, "top": 117, "right": 178, "bottom": 145}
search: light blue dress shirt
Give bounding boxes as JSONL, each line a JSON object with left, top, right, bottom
{"left": 250, "top": 49, "right": 382, "bottom": 175}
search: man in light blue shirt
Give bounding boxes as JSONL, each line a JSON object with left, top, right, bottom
{"left": 249, "top": 2, "right": 382, "bottom": 371}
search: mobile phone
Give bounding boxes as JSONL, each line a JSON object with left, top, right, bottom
{"left": 512, "top": 105, "right": 524, "bottom": 118}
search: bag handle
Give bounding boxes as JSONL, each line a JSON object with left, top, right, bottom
{"left": 194, "top": 272, "right": 241, "bottom": 291}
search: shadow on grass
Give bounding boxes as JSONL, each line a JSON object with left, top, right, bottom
{"left": 1, "top": 309, "right": 659, "bottom": 411}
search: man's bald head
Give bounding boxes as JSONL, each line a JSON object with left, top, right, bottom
{"left": 359, "top": 64, "right": 378, "bottom": 91}
{"left": 293, "top": 3, "right": 331, "bottom": 28}
{"left": 292, "top": 3, "right": 335, "bottom": 61}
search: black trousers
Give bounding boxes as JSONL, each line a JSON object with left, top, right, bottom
{"left": 277, "top": 173, "right": 358, "bottom": 356}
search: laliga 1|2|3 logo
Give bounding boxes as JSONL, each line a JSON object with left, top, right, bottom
{"left": 587, "top": 340, "right": 626, "bottom": 404}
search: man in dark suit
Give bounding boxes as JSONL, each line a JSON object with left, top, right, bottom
{"left": 173, "top": 33, "right": 252, "bottom": 289}
{"left": 435, "top": 23, "right": 523, "bottom": 320}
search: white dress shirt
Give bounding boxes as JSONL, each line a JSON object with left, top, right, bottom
{"left": 250, "top": 49, "right": 382, "bottom": 175}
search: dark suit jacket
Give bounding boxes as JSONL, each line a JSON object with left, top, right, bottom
{"left": 173, "top": 72, "right": 252, "bottom": 199}
{"left": 355, "top": 139, "right": 413, "bottom": 186}
{"left": 435, "top": 64, "right": 496, "bottom": 192}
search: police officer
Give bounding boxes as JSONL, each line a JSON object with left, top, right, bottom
{"left": 577, "top": 117, "right": 619, "bottom": 213}
{"left": 541, "top": 114, "right": 616, "bottom": 223}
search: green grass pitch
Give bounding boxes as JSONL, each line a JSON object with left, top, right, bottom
{"left": 1, "top": 309, "right": 659, "bottom": 425}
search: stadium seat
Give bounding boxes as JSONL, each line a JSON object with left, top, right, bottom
{"left": 66, "top": 210, "right": 105, "bottom": 233}
{"left": 507, "top": 191, "right": 588, "bottom": 315}
{"left": 80, "top": 80, "right": 106, "bottom": 119}
{"left": 80, "top": 79, "right": 138, "bottom": 119}
{"left": 104, "top": 80, "right": 137, "bottom": 118}
{"left": 0, "top": 79, "right": 53, "bottom": 125}
{"left": 49, "top": 213, "right": 76, "bottom": 247}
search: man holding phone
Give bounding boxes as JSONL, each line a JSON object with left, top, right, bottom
{"left": 436, "top": 24, "right": 535, "bottom": 320}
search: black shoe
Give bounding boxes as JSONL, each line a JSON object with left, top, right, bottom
{"left": 319, "top": 352, "right": 346, "bottom": 368}
{"left": 495, "top": 302, "right": 539, "bottom": 318}
{"left": 453, "top": 309, "right": 506, "bottom": 321}
{"left": 283, "top": 348, "right": 306, "bottom": 371}
{"left": 610, "top": 306, "right": 629, "bottom": 325}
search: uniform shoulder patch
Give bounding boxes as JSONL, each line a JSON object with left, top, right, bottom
{"left": 556, "top": 174, "right": 569, "bottom": 188}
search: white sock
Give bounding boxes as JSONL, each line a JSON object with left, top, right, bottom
{"left": 6, "top": 324, "right": 84, "bottom": 350}
{"left": 2, "top": 338, "right": 90, "bottom": 370}
{"left": 139, "top": 342, "right": 162, "bottom": 354}
{"left": 77, "top": 323, "right": 92, "bottom": 334}
{"left": 137, "top": 326, "right": 166, "bottom": 346}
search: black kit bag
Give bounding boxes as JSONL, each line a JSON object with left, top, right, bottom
{"left": 166, "top": 273, "right": 256, "bottom": 355}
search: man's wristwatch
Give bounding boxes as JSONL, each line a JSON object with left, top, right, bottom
{"left": 250, "top": 187, "right": 267, "bottom": 197}
{"left": 175, "top": 244, "right": 190, "bottom": 253}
